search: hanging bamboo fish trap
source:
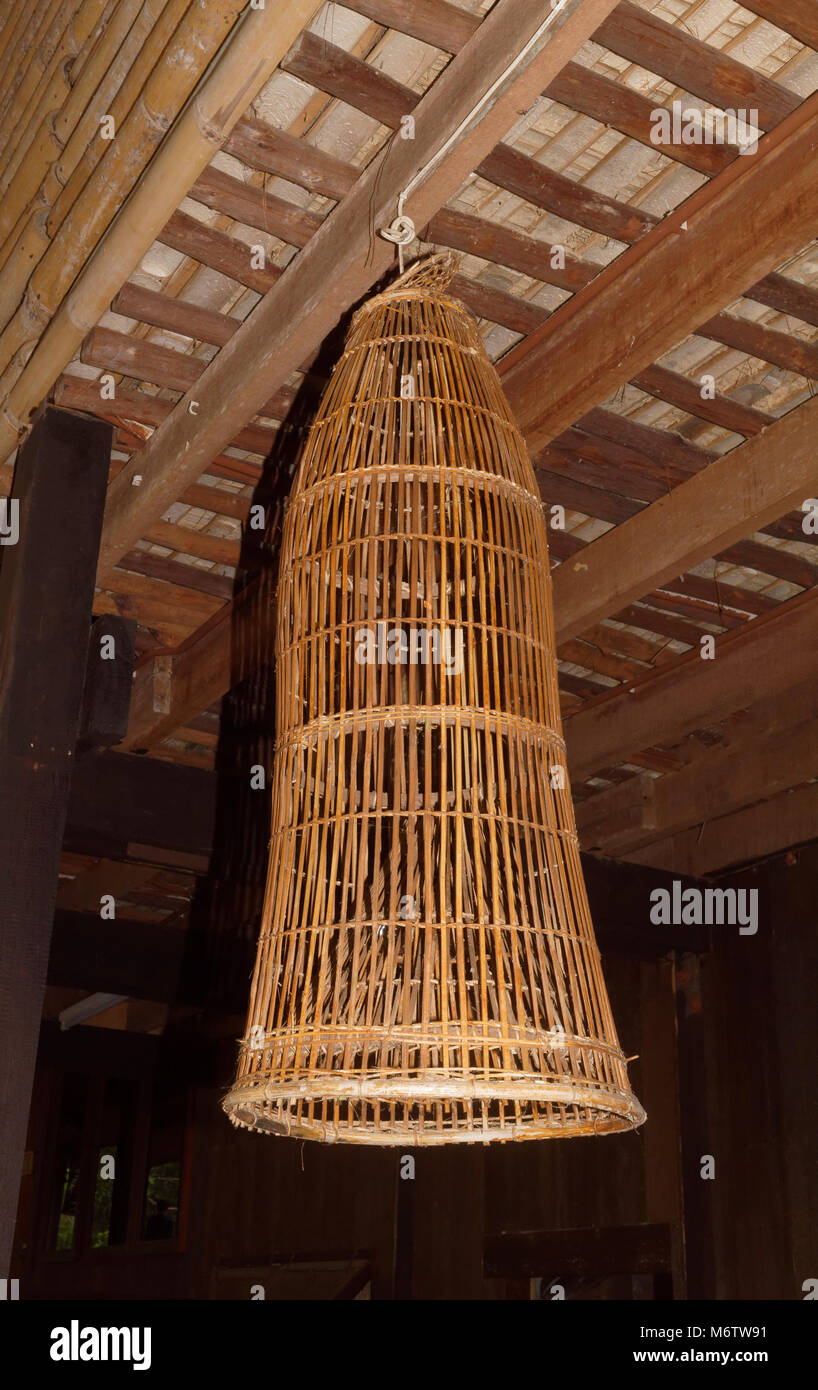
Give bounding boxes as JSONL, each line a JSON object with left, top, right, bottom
{"left": 223, "top": 254, "right": 646, "bottom": 1145}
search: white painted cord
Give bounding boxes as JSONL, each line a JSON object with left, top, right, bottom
{"left": 379, "top": 0, "right": 571, "bottom": 272}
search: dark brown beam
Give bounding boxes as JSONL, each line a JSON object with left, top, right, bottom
{"left": 0, "top": 405, "right": 112, "bottom": 1275}
{"left": 64, "top": 750, "right": 217, "bottom": 861}
{"left": 746, "top": 270, "right": 818, "bottom": 328}
{"left": 76, "top": 615, "right": 136, "bottom": 757}
{"left": 564, "top": 588, "right": 818, "bottom": 781}
{"left": 80, "top": 327, "right": 297, "bottom": 421}
{"left": 500, "top": 92, "right": 818, "bottom": 452}
{"left": 576, "top": 408, "right": 713, "bottom": 475}
{"left": 48, "top": 910, "right": 252, "bottom": 1012}
{"left": 596, "top": 1, "right": 799, "bottom": 131}
{"left": 546, "top": 60, "right": 738, "bottom": 174}
{"left": 738, "top": 1, "right": 818, "bottom": 50}
{"left": 478, "top": 143, "right": 657, "bottom": 244}
{"left": 113, "top": 282, "right": 241, "bottom": 348}
{"left": 344, "top": 0, "right": 479, "bottom": 52}
{"left": 631, "top": 363, "right": 775, "bottom": 436}
{"left": 189, "top": 166, "right": 324, "bottom": 247}
{"left": 225, "top": 117, "right": 356, "bottom": 200}
{"left": 428, "top": 206, "right": 595, "bottom": 292}
{"left": 159, "top": 209, "right": 283, "bottom": 295}
{"left": 54, "top": 373, "right": 277, "bottom": 458}
{"left": 698, "top": 310, "right": 818, "bottom": 378}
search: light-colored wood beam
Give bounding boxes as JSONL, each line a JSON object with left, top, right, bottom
{"left": 500, "top": 89, "right": 818, "bottom": 453}
{"left": 564, "top": 589, "right": 818, "bottom": 783}
{"left": 551, "top": 392, "right": 818, "bottom": 642}
{"left": 628, "top": 782, "right": 818, "bottom": 878}
{"left": 95, "top": 0, "right": 622, "bottom": 584}
{"left": 576, "top": 681, "right": 818, "bottom": 855}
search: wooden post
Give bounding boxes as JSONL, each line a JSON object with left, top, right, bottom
{"left": 0, "top": 405, "right": 111, "bottom": 1276}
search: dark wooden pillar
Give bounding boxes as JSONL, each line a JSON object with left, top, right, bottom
{"left": 0, "top": 405, "right": 111, "bottom": 1275}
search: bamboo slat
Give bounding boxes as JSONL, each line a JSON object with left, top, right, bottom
{"left": 224, "top": 256, "right": 645, "bottom": 1145}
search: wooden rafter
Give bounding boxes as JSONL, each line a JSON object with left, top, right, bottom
{"left": 564, "top": 589, "right": 818, "bottom": 783}
{"left": 630, "top": 781, "right": 818, "bottom": 877}
{"left": 500, "top": 89, "right": 818, "bottom": 451}
{"left": 551, "top": 392, "right": 818, "bottom": 641}
{"left": 94, "top": 0, "right": 622, "bottom": 582}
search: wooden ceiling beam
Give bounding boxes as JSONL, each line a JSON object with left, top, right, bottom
{"left": 54, "top": 373, "right": 278, "bottom": 458}
{"left": 428, "top": 205, "right": 595, "bottom": 291}
{"left": 737, "top": 1, "right": 818, "bottom": 50}
{"left": 629, "top": 781, "right": 818, "bottom": 877}
{"left": 158, "top": 209, "right": 283, "bottom": 295}
{"left": 344, "top": 0, "right": 480, "bottom": 53}
{"left": 563, "top": 587, "right": 818, "bottom": 781}
{"left": 577, "top": 682, "right": 818, "bottom": 856}
{"left": 80, "top": 326, "right": 297, "bottom": 421}
{"left": 545, "top": 59, "right": 739, "bottom": 174}
{"left": 747, "top": 269, "right": 818, "bottom": 328}
{"left": 697, "top": 310, "right": 818, "bottom": 378}
{"left": 113, "top": 282, "right": 241, "bottom": 349}
{"left": 188, "top": 165, "right": 324, "bottom": 247}
{"left": 449, "top": 272, "right": 548, "bottom": 335}
{"left": 476, "top": 142, "right": 657, "bottom": 244}
{"left": 657, "top": 573, "right": 776, "bottom": 618}
{"left": 500, "top": 90, "right": 818, "bottom": 452}
{"left": 575, "top": 407, "right": 713, "bottom": 474}
{"left": 631, "top": 363, "right": 775, "bottom": 436}
{"left": 225, "top": 117, "right": 357, "bottom": 200}
{"left": 595, "top": 1, "right": 799, "bottom": 131}
{"left": 96, "top": 0, "right": 623, "bottom": 583}
{"left": 552, "top": 393, "right": 818, "bottom": 642}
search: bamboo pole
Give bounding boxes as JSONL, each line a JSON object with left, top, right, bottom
{"left": 0, "top": 1, "right": 85, "bottom": 181}
{"left": 47, "top": 0, "right": 191, "bottom": 231}
{"left": 0, "top": 0, "right": 61, "bottom": 127}
{"left": 0, "top": 0, "right": 188, "bottom": 323}
{"left": 0, "top": 0, "right": 225, "bottom": 346}
{"left": 0, "top": 0, "right": 324, "bottom": 461}
{"left": 0, "top": 3, "right": 42, "bottom": 83}
{"left": 0, "top": 0, "right": 163, "bottom": 249}
{"left": 0, "top": 0, "right": 112, "bottom": 211}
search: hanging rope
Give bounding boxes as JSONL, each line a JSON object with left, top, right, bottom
{"left": 379, "top": 0, "right": 571, "bottom": 271}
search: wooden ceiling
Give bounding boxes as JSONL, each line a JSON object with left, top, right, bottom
{"left": 2, "top": 0, "right": 818, "bottom": 880}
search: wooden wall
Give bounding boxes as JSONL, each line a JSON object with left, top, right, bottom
{"left": 15, "top": 846, "right": 817, "bottom": 1300}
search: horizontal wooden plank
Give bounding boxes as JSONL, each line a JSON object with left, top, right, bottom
{"left": 189, "top": 165, "right": 324, "bottom": 246}
{"left": 563, "top": 589, "right": 818, "bottom": 780}
{"left": 630, "top": 781, "right": 818, "bottom": 876}
{"left": 159, "top": 209, "right": 282, "bottom": 294}
{"left": 54, "top": 374, "right": 278, "bottom": 457}
{"left": 579, "top": 698, "right": 818, "bottom": 855}
{"left": 596, "top": 1, "right": 799, "bottom": 131}
{"left": 501, "top": 91, "right": 818, "bottom": 452}
{"left": 552, "top": 394, "right": 818, "bottom": 642}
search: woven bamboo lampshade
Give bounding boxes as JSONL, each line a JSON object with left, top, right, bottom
{"left": 223, "top": 255, "right": 646, "bottom": 1145}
